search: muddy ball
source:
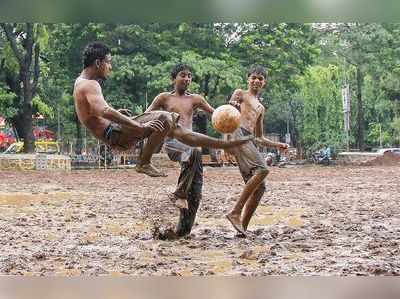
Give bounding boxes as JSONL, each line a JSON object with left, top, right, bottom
{"left": 211, "top": 105, "right": 241, "bottom": 134}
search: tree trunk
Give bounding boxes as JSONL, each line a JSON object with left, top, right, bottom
{"left": 210, "top": 76, "right": 220, "bottom": 100}
{"left": 1, "top": 23, "right": 39, "bottom": 153}
{"left": 289, "top": 100, "right": 302, "bottom": 158}
{"left": 21, "top": 64, "right": 35, "bottom": 153}
{"left": 21, "top": 24, "right": 35, "bottom": 153}
{"left": 22, "top": 97, "right": 34, "bottom": 152}
{"left": 74, "top": 111, "right": 83, "bottom": 154}
{"left": 356, "top": 66, "right": 365, "bottom": 151}
{"left": 203, "top": 73, "right": 210, "bottom": 98}
{"left": 11, "top": 114, "right": 23, "bottom": 141}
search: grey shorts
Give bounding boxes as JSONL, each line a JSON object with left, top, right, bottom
{"left": 229, "top": 127, "right": 268, "bottom": 182}
{"left": 164, "top": 138, "right": 193, "bottom": 163}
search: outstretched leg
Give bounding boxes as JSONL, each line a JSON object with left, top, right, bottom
{"left": 171, "top": 126, "right": 252, "bottom": 149}
{"left": 226, "top": 169, "right": 268, "bottom": 235}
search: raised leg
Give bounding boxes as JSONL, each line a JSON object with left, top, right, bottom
{"left": 171, "top": 126, "right": 252, "bottom": 149}
{"left": 134, "top": 112, "right": 176, "bottom": 177}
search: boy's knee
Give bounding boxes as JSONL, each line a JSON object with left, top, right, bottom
{"left": 256, "top": 167, "right": 269, "bottom": 177}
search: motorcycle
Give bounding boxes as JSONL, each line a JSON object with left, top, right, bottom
{"left": 311, "top": 148, "right": 331, "bottom": 165}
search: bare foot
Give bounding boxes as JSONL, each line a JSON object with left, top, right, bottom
{"left": 167, "top": 193, "right": 188, "bottom": 210}
{"left": 225, "top": 212, "right": 246, "bottom": 235}
{"left": 135, "top": 164, "right": 167, "bottom": 177}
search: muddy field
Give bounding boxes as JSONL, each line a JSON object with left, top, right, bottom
{"left": 0, "top": 164, "right": 399, "bottom": 276}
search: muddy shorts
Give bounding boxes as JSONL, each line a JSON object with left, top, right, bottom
{"left": 164, "top": 138, "right": 193, "bottom": 163}
{"left": 228, "top": 127, "right": 268, "bottom": 182}
{"left": 103, "top": 111, "right": 180, "bottom": 150}
{"left": 103, "top": 123, "right": 131, "bottom": 150}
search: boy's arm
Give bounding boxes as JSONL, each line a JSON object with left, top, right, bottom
{"left": 228, "top": 89, "right": 244, "bottom": 110}
{"left": 145, "top": 93, "right": 165, "bottom": 112}
{"left": 85, "top": 81, "right": 164, "bottom": 137}
{"left": 195, "top": 95, "right": 214, "bottom": 115}
{"left": 254, "top": 107, "right": 289, "bottom": 150}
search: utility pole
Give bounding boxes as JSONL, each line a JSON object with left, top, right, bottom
{"left": 341, "top": 59, "right": 351, "bottom": 152}
{"left": 57, "top": 104, "right": 61, "bottom": 142}
{"left": 285, "top": 103, "right": 291, "bottom": 146}
{"left": 342, "top": 85, "right": 351, "bottom": 152}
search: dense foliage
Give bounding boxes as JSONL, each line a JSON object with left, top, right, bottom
{"left": 1, "top": 23, "right": 399, "bottom": 154}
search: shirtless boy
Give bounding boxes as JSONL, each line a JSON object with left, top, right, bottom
{"left": 146, "top": 63, "right": 217, "bottom": 237}
{"left": 225, "top": 66, "right": 289, "bottom": 236}
{"left": 73, "top": 42, "right": 251, "bottom": 178}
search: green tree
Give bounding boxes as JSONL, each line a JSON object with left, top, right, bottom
{"left": 0, "top": 23, "right": 47, "bottom": 152}
{"left": 320, "top": 23, "right": 395, "bottom": 150}
{"left": 295, "top": 65, "right": 346, "bottom": 154}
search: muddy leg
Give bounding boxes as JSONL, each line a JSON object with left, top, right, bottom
{"left": 175, "top": 150, "right": 203, "bottom": 237}
{"left": 241, "top": 182, "right": 266, "bottom": 231}
{"left": 171, "top": 126, "right": 252, "bottom": 149}
{"left": 175, "top": 148, "right": 201, "bottom": 196}
{"left": 136, "top": 114, "right": 171, "bottom": 177}
{"left": 226, "top": 169, "right": 268, "bottom": 235}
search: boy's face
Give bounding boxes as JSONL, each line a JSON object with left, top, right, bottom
{"left": 247, "top": 72, "right": 266, "bottom": 93}
{"left": 96, "top": 54, "right": 112, "bottom": 80}
{"left": 173, "top": 69, "right": 192, "bottom": 92}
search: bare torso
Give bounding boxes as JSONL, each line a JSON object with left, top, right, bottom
{"left": 73, "top": 77, "right": 110, "bottom": 141}
{"left": 154, "top": 92, "right": 204, "bottom": 130}
{"left": 238, "top": 90, "right": 264, "bottom": 134}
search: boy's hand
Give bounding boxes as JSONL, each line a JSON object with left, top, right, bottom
{"left": 118, "top": 108, "right": 133, "bottom": 117}
{"left": 142, "top": 120, "right": 165, "bottom": 136}
{"left": 229, "top": 90, "right": 243, "bottom": 110}
{"left": 229, "top": 99, "right": 241, "bottom": 109}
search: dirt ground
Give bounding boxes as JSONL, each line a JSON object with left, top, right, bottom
{"left": 0, "top": 164, "right": 399, "bottom": 276}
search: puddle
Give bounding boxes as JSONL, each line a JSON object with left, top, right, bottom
{"left": 253, "top": 206, "right": 306, "bottom": 227}
{"left": 287, "top": 216, "right": 303, "bottom": 227}
{"left": 0, "top": 192, "right": 82, "bottom": 207}
{"left": 209, "top": 259, "right": 233, "bottom": 274}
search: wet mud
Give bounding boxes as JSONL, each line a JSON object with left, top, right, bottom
{"left": 0, "top": 164, "right": 399, "bottom": 276}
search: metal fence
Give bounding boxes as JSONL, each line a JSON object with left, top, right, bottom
{"left": 60, "top": 138, "right": 141, "bottom": 169}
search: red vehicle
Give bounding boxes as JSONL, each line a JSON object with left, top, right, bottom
{"left": 0, "top": 116, "right": 56, "bottom": 151}
{"left": 0, "top": 129, "right": 16, "bottom": 152}
{"left": 33, "top": 127, "right": 55, "bottom": 140}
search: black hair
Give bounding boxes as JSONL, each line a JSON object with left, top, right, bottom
{"left": 170, "top": 63, "right": 192, "bottom": 79}
{"left": 247, "top": 65, "right": 267, "bottom": 78}
{"left": 83, "top": 42, "right": 111, "bottom": 68}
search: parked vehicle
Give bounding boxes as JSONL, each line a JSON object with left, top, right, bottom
{"left": 377, "top": 148, "right": 400, "bottom": 155}
{"left": 0, "top": 129, "right": 16, "bottom": 152}
{"left": 311, "top": 146, "right": 331, "bottom": 165}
